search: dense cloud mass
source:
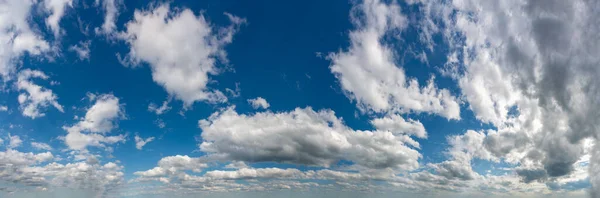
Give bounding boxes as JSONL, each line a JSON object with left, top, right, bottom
{"left": 0, "top": 136, "right": 124, "bottom": 197}
{"left": 409, "top": 0, "right": 600, "bottom": 196}
{"left": 198, "top": 106, "right": 423, "bottom": 170}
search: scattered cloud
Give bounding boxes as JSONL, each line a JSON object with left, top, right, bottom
{"left": 95, "top": 0, "right": 122, "bottom": 35}
{"left": 31, "top": 142, "right": 52, "bottom": 150}
{"left": 148, "top": 99, "right": 171, "bottom": 115}
{"left": 247, "top": 97, "right": 270, "bottom": 109}
{"left": 328, "top": 0, "right": 460, "bottom": 119}
{"left": 134, "top": 135, "right": 155, "bottom": 150}
{"left": 0, "top": 0, "right": 50, "bottom": 80}
{"left": 69, "top": 40, "right": 91, "bottom": 60}
{"left": 42, "top": 0, "right": 73, "bottom": 38}
{"left": 16, "top": 70, "right": 64, "bottom": 119}
{"left": 121, "top": 3, "right": 245, "bottom": 107}
{"left": 63, "top": 94, "right": 125, "bottom": 150}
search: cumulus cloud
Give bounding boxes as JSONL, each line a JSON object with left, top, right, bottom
{"left": 370, "top": 114, "right": 427, "bottom": 138}
{"left": 43, "top": 0, "right": 72, "bottom": 38}
{"left": 63, "top": 94, "right": 125, "bottom": 150}
{"left": 0, "top": 147, "right": 123, "bottom": 196}
{"left": 328, "top": 0, "right": 460, "bottom": 119}
{"left": 199, "top": 106, "right": 423, "bottom": 170}
{"left": 121, "top": 4, "right": 245, "bottom": 106}
{"left": 134, "top": 135, "right": 154, "bottom": 150}
{"left": 134, "top": 155, "right": 207, "bottom": 178}
{"left": 0, "top": 0, "right": 50, "bottom": 80}
{"left": 16, "top": 69, "right": 64, "bottom": 119}
{"left": 407, "top": 0, "right": 600, "bottom": 192}
{"left": 247, "top": 97, "right": 270, "bottom": 109}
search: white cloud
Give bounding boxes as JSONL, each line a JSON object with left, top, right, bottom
{"left": 411, "top": 0, "right": 600, "bottom": 187}
{"left": 204, "top": 168, "right": 304, "bottom": 180}
{"left": 0, "top": 106, "right": 7, "bottom": 111}
{"left": 370, "top": 114, "right": 427, "bottom": 138}
{"left": 8, "top": 134, "right": 23, "bottom": 149}
{"left": 148, "top": 99, "right": 171, "bottom": 115}
{"left": 68, "top": 40, "right": 91, "bottom": 60}
{"left": 95, "top": 0, "right": 121, "bottom": 35}
{"left": 30, "top": 142, "right": 52, "bottom": 150}
{"left": 0, "top": 0, "right": 50, "bottom": 80}
{"left": 199, "top": 106, "right": 423, "bottom": 170}
{"left": 134, "top": 155, "right": 207, "bottom": 178}
{"left": 134, "top": 135, "right": 154, "bottom": 150}
{"left": 16, "top": 69, "right": 64, "bottom": 119}
{"left": 328, "top": 0, "right": 460, "bottom": 119}
{"left": 63, "top": 94, "right": 125, "bottom": 150}
{"left": 0, "top": 148, "right": 123, "bottom": 196}
{"left": 121, "top": 4, "right": 245, "bottom": 106}
{"left": 43, "top": 0, "right": 73, "bottom": 38}
{"left": 247, "top": 97, "right": 270, "bottom": 109}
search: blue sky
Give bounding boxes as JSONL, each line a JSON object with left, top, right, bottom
{"left": 0, "top": 0, "right": 599, "bottom": 197}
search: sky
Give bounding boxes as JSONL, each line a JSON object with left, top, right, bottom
{"left": 0, "top": 0, "right": 599, "bottom": 197}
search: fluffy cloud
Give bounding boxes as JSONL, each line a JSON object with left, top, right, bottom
{"left": 408, "top": 0, "right": 600, "bottom": 192}
{"left": 0, "top": 148, "right": 123, "bottom": 196}
{"left": 134, "top": 155, "right": 207, "bottom": 179}
{"left": 247, "top": 97, "right": 270, "bottom": 109}
{"left": 16, "top": 69, "right": 64, "bottom": 119}
{"left": 370, "top": 114, "right": 427, "bottom": 138}
{"left": 42, "top": 0, "right": 72, "bottom": 38}
{"left": 121, "top": 4, "right": 245, "bottom": 106}
{"left": 199, "top": 106, "right": 423, "bottom": 170}
{"left": 0, "top": 0, "right": 50, "bottom": 80}
{"left": 134, "top": 135, "right": 154, "bottom": 150}
{"left": 63, "top": 94, "right": 125, "bottom": 150}
{"left": 328, "top": 0, "right": 460, "bottom": 119}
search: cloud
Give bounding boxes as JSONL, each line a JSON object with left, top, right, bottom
{"left": 121, "top": 4, "right": 245, "bottom": 106}
{"left": 16, "top": 69, "right": 64, "bottom": 119}
{"left": 68, "top": 40, "right": 91, "bottom": 60}
{"left": 31, "top": 142, "right": 52, "bottom": 150}
{"left": 247, "top": 97, "right": 270, "bottom": 109}
{"left": 95, "top": 0, "right": 121, "bottom": 35}
{"left": 148, "top": 99, "right": 171, "bottom": 115}
{"left": 370, "top": 114, "right": 427, "bottom": 138}
{"left": 199, "top": 106, "right": 423, "bottom": 170}
{"left": 63, "top": 94, "right": 125, "bottom": 150}
{"left": 328, "top": 0, "right": 460, "bottom": 119}
{"left": 411, "top": 0, "right": 600, "bottom": 191}
{"left": 8, "top": 134, "right": 23, "bottom": 149}
{"left": 0, "top": 147, "right": 123, "bottom": 196}
{"left": 42, "top": 0, "right": 72, "bottom": 38}
{"left": 134, "top": 155, "right": 207, "bottom": 178}
{"left": 0, "top": 0, "right": 50, "bottom": 79}
{"left": 134, "top": 135, "right": 154, "bottom": 150}
{"left": 0, "top": 106, "right": 7, "bottom": 112}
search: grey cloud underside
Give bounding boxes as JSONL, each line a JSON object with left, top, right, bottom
{"left": 413, "top": 0, "right": 600, "bottom": 196}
